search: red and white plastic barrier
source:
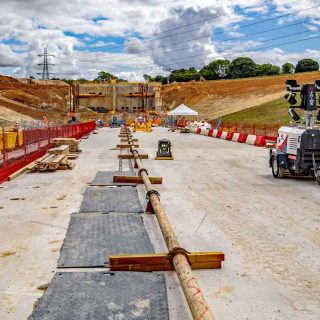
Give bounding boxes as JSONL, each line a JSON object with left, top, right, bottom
{"left": 193, "top": 127, "right": 270, "bottom": 147}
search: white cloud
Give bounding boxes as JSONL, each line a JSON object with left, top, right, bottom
{"left": 0, "top": 0, "right": 319, "bottom": 80}
{"left": 0, "top": 44, "right": 22, "bottom": 67}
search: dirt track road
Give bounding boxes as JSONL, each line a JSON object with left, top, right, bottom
{"left": 0, "top": 127, "right": 319, "bottom": 320}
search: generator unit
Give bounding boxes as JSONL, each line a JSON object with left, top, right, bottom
{"left": 155, "top": 139, "right": 174, "bottom": 160}
{"left": 270, "top": 80, "right": 320, "bottom": 184}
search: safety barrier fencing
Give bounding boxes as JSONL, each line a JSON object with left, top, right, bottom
{"left": 0, "top": 121, "right": 96, "bottom": 184}
{"left": 216, "top": 122, "right": 280, "bottom": 140}
{"left": 192, "top": 122, "right": 279, "bottom": 148}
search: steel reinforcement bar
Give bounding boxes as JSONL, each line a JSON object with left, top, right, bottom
{"left": 122, "top": 127, "right": 215, "bottom": 320}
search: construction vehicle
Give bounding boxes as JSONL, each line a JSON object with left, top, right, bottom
{"left": 109, "top": 116, "right": 125, "bottom": 127}
{"left": 269, "top": 80, "right": 320, "bottom": 184}
{"left": 155, "top": 139, "right": 174, "bottom": 160}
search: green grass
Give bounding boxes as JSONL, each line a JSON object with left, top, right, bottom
{"left": 221, "top": 97, "right": 303, "bottom": 124}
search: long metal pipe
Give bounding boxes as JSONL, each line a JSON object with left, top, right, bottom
{"left": 122, "top": 127, "right": 214, "bottom": 320}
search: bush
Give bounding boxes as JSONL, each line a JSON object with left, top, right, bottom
{"left": 295, "top": 59, "right": 319, "bottom": 73}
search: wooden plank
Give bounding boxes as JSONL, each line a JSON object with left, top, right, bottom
{"left": 113, "top": 176, "right": 162, "bottom": 184}
{"left": 109, "top": 252, "right": 224, "bottom": 271}
{"left": 50, "top": 154, "right": 67, "bottom": 165}
{"left": 117, "top": 144, "right": 139, "bottom": 148}
{"left": 47, "top": 145, "right": 69, "bottom": 155}
{"left": 111, "top": 261, "right": 221, "bottom": 271}
{"left": 120, "top": 138, "right": 138, "bottom": 142}
{"left": 67, "top": 154, "right": 79, "bottom": 159}
{"left": 118, "top": 154, "right": 148, "bottom": 159}
{"left": 110, "top": 252, "right": 224, "bottom": 265}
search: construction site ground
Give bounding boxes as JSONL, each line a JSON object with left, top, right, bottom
{"left": 0, "top": 127, "right": 319, "bottom": 320}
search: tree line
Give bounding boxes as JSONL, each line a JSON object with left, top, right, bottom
{"left": 144, "top": 57, "right": 319, "bottom": 84}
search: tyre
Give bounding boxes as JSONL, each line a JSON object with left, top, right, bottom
{"left": 272, "top": 156, "right": 285, "bottom": 178}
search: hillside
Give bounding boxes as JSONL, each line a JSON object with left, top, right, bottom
{"left": 162, "top": 71, "right": 320, "bottom": 120}
{"left": 221, "top": 97, "right": 292, "bottom": 124}
{"left": 0, "top": 75, "right": 69, "bottom": 122}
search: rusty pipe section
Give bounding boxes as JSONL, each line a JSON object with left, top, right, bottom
{"left": 122, "top": 127, "right": 215, "bottom": 320}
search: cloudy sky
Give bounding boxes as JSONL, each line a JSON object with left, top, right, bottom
{"left": 0, "top": 0, "right": 319, "bottom": 81}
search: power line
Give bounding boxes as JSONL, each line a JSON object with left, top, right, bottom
{"left": 86, "top": 0, "right": 301, "bottom": 52}
{"left": 64, "top": 25, "right": 319, "bottom": 73}
{"left": 101, "top": 33, "right": 320, "bottom": 73}
{"left": 81, "top": 3, "right": 319, "bottom": 66}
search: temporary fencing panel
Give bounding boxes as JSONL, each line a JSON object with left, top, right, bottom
{"left": 0, "top": 121, "right": 96, "bottom": 183}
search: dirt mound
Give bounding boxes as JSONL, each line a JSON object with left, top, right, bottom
{"left": 0, "top": 75, "right": 69, "bottom": 121}
{"left": 0, "top": 75, "right": 19, "bottom": 83}
{"left": 162, "top": 71, "right": 320, "bottom": 120}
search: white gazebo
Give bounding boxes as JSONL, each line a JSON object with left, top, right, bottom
{"left": 168, "top": 104, "right": 198, "bottom": 117}
{"left": 167, "top": 104, "right": 198, "bottom": 131}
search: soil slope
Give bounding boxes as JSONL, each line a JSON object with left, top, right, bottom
{"left": 0, "top": 75, "right": 69, "bottom": 121}
{"left": 162, "top": 71, "right": 320, "bottom": 120}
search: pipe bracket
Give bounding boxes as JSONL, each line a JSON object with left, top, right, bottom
{"left": 138, "top": 168, "right": 148, "bottom": 177}
{"left": 146, "top": 189, "right": 160, "bottom": 201}
{"left": 167, "top": 247, "right": 192, "bottom": 267}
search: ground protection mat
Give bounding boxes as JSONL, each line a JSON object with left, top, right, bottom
{"left": 80, "top": 186, "right": 143, "bottom": 213}
{"left": 90, "top": 171, "right": 137, "bottom": 186}
{"left": 29, "top": 272, "right": 169, "bottom": 320}
{"left": 57, "top": 213, "right": 154, "bottom": 267}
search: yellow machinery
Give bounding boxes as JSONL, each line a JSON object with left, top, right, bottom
{"left": 131, "top": 120, "right": 152, "bottom": 132}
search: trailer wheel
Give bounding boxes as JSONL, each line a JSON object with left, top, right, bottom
{"left": 272, "top": 156, "right": 285, "bottom": 178}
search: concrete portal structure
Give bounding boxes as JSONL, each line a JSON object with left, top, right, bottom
{"left": 78, "top": 83, "right": 163, "bottom": 113}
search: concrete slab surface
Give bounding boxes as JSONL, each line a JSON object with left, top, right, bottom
{"left": 0, "top": 127, "right": 319, "bottom": 320}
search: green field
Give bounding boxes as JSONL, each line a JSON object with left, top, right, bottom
{"left": 221, "top": 96, "right": 303, "bottom": 124}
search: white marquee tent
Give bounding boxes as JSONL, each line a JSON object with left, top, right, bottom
{"left": 168, "top": 104, "right": 198, "bottom": 116}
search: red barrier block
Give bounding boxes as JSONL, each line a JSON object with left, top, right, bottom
{"left": 226, "top": 132, "right": 234, "bottom": 140}
{"left": 238, "top": 133, "right": 248, "bottom": 143}
{"left": 254, "top": 136, "right": 266, "bottom": 147}
{"left": 208, "top": 129, "right": 213, "bottom": 137}
{"left": 196, "top": 128, "right": 201, "bottom": 134}
{"left": 216, "top": 131, "right": 223, "bottom": 138}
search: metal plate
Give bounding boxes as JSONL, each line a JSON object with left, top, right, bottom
{"left": 29, "top": 272, "right": 169, "bottom": 320}
{"left": 80, "top": 186, "right": 143, "bottom": 213}
{"left": 58, "top": 213, "right": 154, "bottom": 267}
{"left": 91, "top": 171, "right": 137, "bottom": 186}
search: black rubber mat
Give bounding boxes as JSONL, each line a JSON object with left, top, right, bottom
{"left": 91, "top": 171, "right": 137, "bottom": 186}
{"left": 80, "top": 186, "right": 143, "bottom": 213}
{"left": 57, "top": 213, "right": 154, "bottom": 267}
{"left": 29, "top": 272, "right": 169, "bottom": 320}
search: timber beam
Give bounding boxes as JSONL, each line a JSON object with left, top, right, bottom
{"left": 121, "top": 138, "right": 138, "bottom": 142}
{"left": 117, "top": 144, "right": 139, "bottom": 148}
{"left": 109, "top": 252, "right": 224, "bottom": 271}
{"left": 113, "top": 175, "right": 162, "bottom": 184}
{"left": 118, "top": 154, "right": 148, "bottom": 159}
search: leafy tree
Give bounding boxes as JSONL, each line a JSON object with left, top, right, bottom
{"left": 169, "top": 68, "right": 200, "bottom": 82}
{"left": 256, "top": 64, "right": 280, "bottom": 76}
{"left": 200, "top": 59, "right": 230, "bottom": 80}
{"left": 143, "top": 74, "right": 154, "bottom": 82}
{"left": 95, "top": 71, "right": 117, "bottom": 81}
{"left": 228, "top": 57, "right": 257, "bottom": 78}
{"left": 281, "top": 62, "right": 295, "bottom": 74}
{"left": 295, "top": 59, "right": 319, "bottom": 73}
{"left": 154, "top": 75, "right": 166, "bottom": 83}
